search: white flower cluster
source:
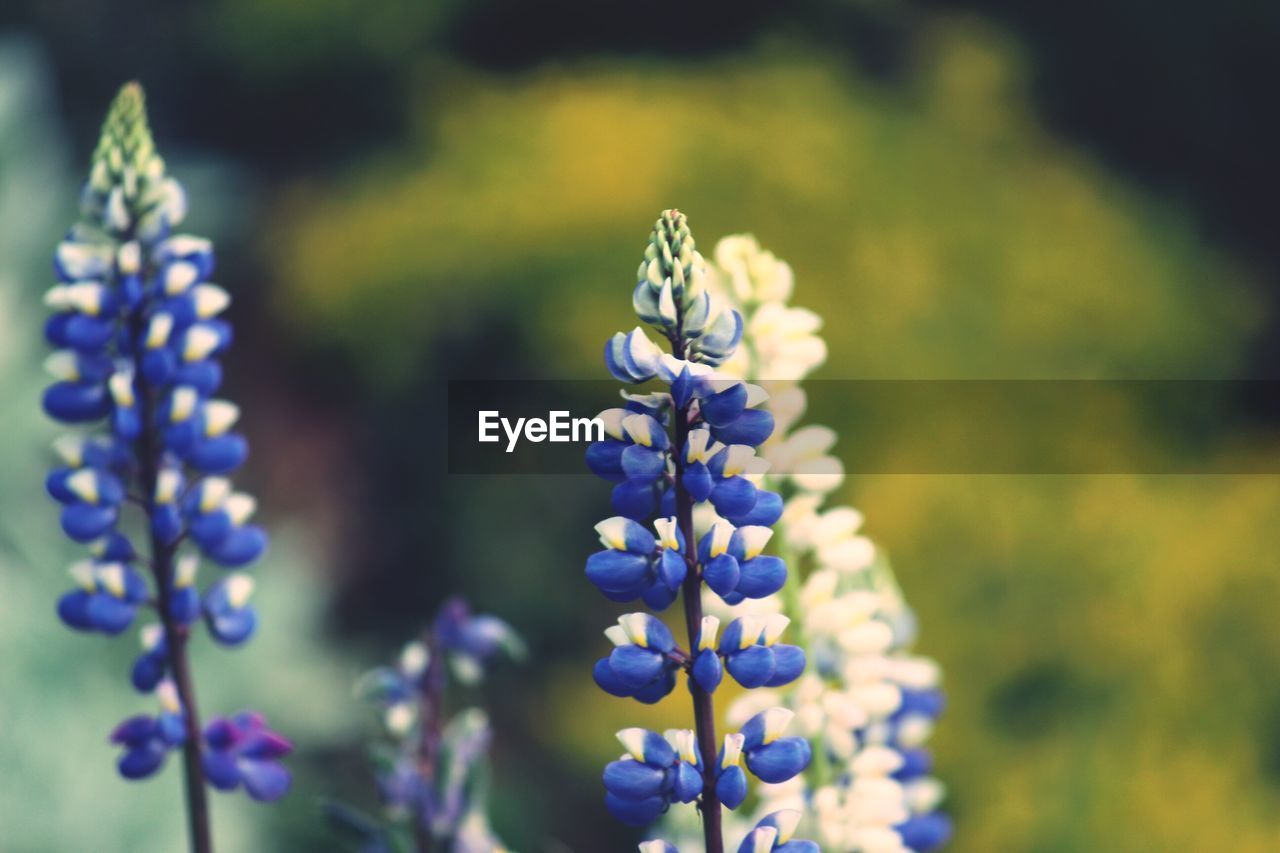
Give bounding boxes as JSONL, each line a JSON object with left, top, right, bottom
{"left": 664, "top": 235, "right": 949, "bottom": 852}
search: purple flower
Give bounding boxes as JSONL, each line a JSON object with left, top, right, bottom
{"left": 202, "top": 712, "right": 293, "bottom": 802}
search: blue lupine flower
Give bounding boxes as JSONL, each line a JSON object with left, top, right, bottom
{"left": 887, "top": 686, "right": 951, "bottom": 850}
{"left": 202, "top": 712, "right": 293, "bottom": 802}
{"left": 131, "top": 624, "right": 171, "bottom": 692}
{"left": 714, "top": 733, "right": 750, "bottom": 810}
{"left": 604, "top": 728, "right": 703, "bottom": 825}
{"left": 737, "top": 707, "right": 813, "bottom": 785}
{"left": 347, "top": 600, "right": 520, "bottom": 849}
{"left": 593, "top": 613, "right": 683, "bottom": 703}
{"left": 696, "top": 520, "right": 788, "bottom": 605}
{"left": 56, "top": 559, "right": 149, "bottom": 634}
{"left": 587, "top": 211, "right": 806, "bottom": 849}
{"left": 586, "top": 516, "right": 686, "bottom": 609}
{"left": 40, "top": 83, "right": 285, "bottom": 842}
{"left": 432, "top": 596, "right": 526, "bottom": 684}
{"left": 110, "top": 681, "right": 187, "bottom": 780}
{"left": 717, "top": 615, "right": 806, "bottom": 690}
{"left": 203, "top": 574, "right": 258, "bottom": 646}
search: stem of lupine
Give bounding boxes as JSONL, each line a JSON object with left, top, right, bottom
{"left": 669, "top": 323, "right": 724, "bottom": 852}
{"left": 414, "top": 631, "right": 447, "bottom": 853}
{"left": 134, "top": 308, "right": 213, "bottom": 853}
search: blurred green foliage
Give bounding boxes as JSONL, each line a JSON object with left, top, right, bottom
{"left": 265, "top": 19, "right": 1280, "bottom": 852}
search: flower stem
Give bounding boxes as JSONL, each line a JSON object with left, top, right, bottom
{"left": 414, "top": 631, "right": 447, "bottom": 853}
{"left": 673, "top": 402, "right": 724, "bottom": 853}
{"left": 134, "top": 327, "right": 213, "bottom": 853}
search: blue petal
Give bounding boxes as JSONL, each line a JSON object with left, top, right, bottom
{"left": 187, "top": 434, "right": 248, "bottom": 474}
{"left": 897, "top": 688, "right": 946, "bottom": 721}
{"left": 724, "top": 490, "right": 783, "bottom": 527}
{"left": 711, "top": 409, "right": 774, "bottom": 448}
{"left": 63, "top": 314, "right": 116, "bottom": 351}
{"left": 738, "top": 712, "right": 769, "bottom": 751}
{"left": 203, "top": 749, "right": 240, "bottom": 790}
{"left": 174, "top": 360, "right": 222, "bottom": 395}
{"left": 152, "top": 505, "right": 184, "bottom": 546}
{"left": 593, "top": 658, "right": 635, "bottom": 697}
{"left": 189, "top": 510, "right": 232, "bottom": 549}
{"left": 603, "top": 759, "right": 669, "bottom": 800}
{"left": 43, "top": 381, "right": 111, "bottom": 423}
{"left": 608, "top": 645, "right": 666, "bottom": 690}
{"left": 692, "top": 649, "right": 723, "bottom": 693}
{"left": 87, "top": 594, "right": 136, "bottom": 635}
{"left": 702, "top": 554, "right": 741, "bottom": 598}
{"left": 207, "top": 525, "right": 268, "bottom": 567}
{"left": 169, "top": 587, "right": 202, "bottom": 625}
{"left": 640, "top": 730, "right": 678, "bottom": 766}
{"left": 620, "top": 518, "right": 659, "bottom": 554}
{"left": 892, "top": 747, "right": 933, "bottom": 782}
{"left": 121, "top": 565, "right": 151, "bottom": 603}
{"left": 586, "top": 550, "right": 652, "bottom": 595}
{"left": 111, "top": 715, "right": 159, "bottom": 746}
{"left": 736, "top": 556, "right": 787, "bottom": 600}
{"left": 745, "top": 737, "right": 812, "bottom": 784}
{"left": 208, "top": 606, "right": 257, "bottom": 646}
{"left": 718, "top": 618, "right": 747, "bottom": 654}
{"left": 681, "top": 461, "right": 713, "bottom": 502}
{"left": 141, "top": 348, "right": 176, "bottom": 385}
{"left": 774, "top": 843, "right": 820, "bottom": 853}
{"left": 765, "top": 644, "right": 806, "bottom": 687}
{"left": 118, "top": 742, "right": 168, "bottom": 780}
{"left": 612, "top": 479, "right": 658, "bottom": 520}
{"left": 158, "top": 712, "right": 186, "bottom": 745}
{"left": 163, "top": 419, "right": 201, "bottom": 455}
{"left": 641, "top": 581, "right": 679, "bottom": 612}
{"left": 621, "top": 445, "right": 666, "bottom": 482}
{"left": 726, "top": 646, "right": 776, "bottom": 689}
{"left": 715, "top": 765, "right": 748, "bottom": 810}
{"left": 699, "top": 383, "right": 747, "bottom": 427}
{"left": 111, "top": 407, "right": 142, "bottom": 441}
{"left": 44, "top": 312, "right": 74, "bottom": 347}
{"left": 670, "top": 366, "right": 695, "bottom": 409}
{"left": 710, "top": 477, "right": 757, "bottom": 518}
{"left": 605, "top": 792, "right": 666, "bottom": 826}
{"left": 586, "top": 439, "right": 627, "bottom": 482}
{"left": 56, "top": 589, "right": 96, "bottom": 631}
{"left": 131, "top": 650, "right": 168, "bottom": 692}
{"left": 45, "top": 469, "right": 77, "bottom": 502}
{"left": 240, "top": 759, "right": 292, "bottom": 802}
{"left": 642, "top": 616, "right": 676, "bottom": 652}
{"left": 659, "top": 549, "right": 687, "bottom": 591}
{"left": 673, "top": 761, "right": 703, "bottom": 803}
{"left": 895, "top": 812, "right": 953, "bottom": 852}
{"left": 631, "top": 668, "right": 677, "bottom": 704}
{"left": 97, "top": 531, "right": 137, "bottom": 561}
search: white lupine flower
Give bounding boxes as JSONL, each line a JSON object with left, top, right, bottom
{"left": 654, "top": 236, "right": 949, "bottom": 852}
{"left": 713, "top": 234, "right": 795, "bottom": 305}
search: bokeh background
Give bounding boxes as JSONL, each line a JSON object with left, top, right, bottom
{"left": 3, "top": 1, "right": 1280, "bottom": 850}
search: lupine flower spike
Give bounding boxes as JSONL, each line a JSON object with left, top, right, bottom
{"left": 586, "top": 212, "right": 816, "bottom": 853}
{"left": 704, "top": 235, "right": 950, "bottom": 851}
{"left": 42, "top": 83, "right": 286, "bottom": 852}
{"left": 340, "top": 598, "right": 523, "bottom": 851}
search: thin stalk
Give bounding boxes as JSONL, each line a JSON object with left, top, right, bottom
{"left": 413, "top": 632, "right": 447, "bottom": 853}
{"left": 137, "top": 386, "right": 213, "bottom": 853}
{"left": 673, "top": 399, "right": 723, "bottom": 853}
